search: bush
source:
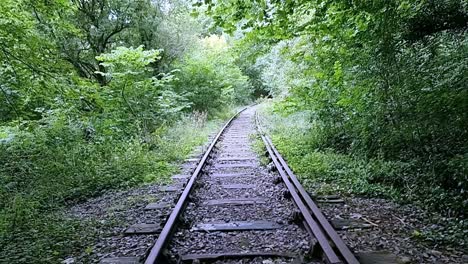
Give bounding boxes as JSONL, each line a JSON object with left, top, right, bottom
{"left": 0, "top": 108, "right": 222, "bottom": 262}
{"left": 95, "top": 46, "right": 189, "bottom": 136}
{"left": 216, "top": 1, "right": 467, "bottom": 220}
{"left": 173, "top": 35, "right": 253, "bottom": 113}
{"left": 258, "top": 103, "right": 467, "bottom": 217}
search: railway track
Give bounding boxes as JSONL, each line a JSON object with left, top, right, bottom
{"left": 101, "top": 106, "right": 360, "bottom": 264}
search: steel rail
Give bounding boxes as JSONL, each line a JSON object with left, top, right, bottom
{"left": 259, "top": 133, "right": 342, "bottom": 264}
{"left": 145, "top": 107, "right": 248, "bottom": 264}
{"left": 264, "top": 136, "right": 360, "bottom": 264}
{"left": 256, "top": 112, "right": 359, "bottom": 264}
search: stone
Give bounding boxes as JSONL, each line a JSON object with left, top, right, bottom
{"left": 160, "top": 185, "right": 183, "bottom": 192}
{"left": 331, "top": 219, "right": 372, "bottom": 230}
{"left": 222, "top": 184, "right": 255, "bottom": 189}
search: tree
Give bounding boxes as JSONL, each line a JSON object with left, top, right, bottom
{"left": 0, "top": 0, "right": 73, "bottom": 122}
{"left": 173, "top": 35, "right": 253, "bottom": 113}
{"left": 200, "top": 0, "right": 468, "bottom": 216}
{"left": 95, "top": 46, "right": 188, "bottom": 135}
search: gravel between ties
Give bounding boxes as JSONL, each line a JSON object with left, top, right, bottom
{"left": 65, "top": 106, "right": 467, "bottom": 264}
{"left": 168, "top": 107, "right": 311, "bottom": 263}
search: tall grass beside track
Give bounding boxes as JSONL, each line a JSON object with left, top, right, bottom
{"left": 0, "top": 110, "right": 233, "bottom": 263}
{"left": 257, "top": 101, "right": 467, "bottom": 248}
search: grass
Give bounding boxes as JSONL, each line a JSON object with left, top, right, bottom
{"left": 0, "top": 111, "right": 228, "bottom": 263}
{"left": 256, "top": 101, "right": 467, "bottom": 248}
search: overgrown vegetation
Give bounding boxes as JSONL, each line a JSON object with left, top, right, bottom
{"left": 0, "top": 113, "right": 222, "bottom": 263}
{"left": 203, "top": 0, "right": 467, "bottom": 218}
{"left": 173, "top": 36, "right": 252, "bottom": 113}
{"left": 257, "top": 103, "right": 466, "bottom": 246}
{"left": 1, "top": 0, "right": 467, "bottom": 261}
{"left": 0, "top": 0, "right": 252, "bottom": 262}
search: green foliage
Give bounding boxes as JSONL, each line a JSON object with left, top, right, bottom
{"left": 0, "top": 110, "right": 220, "bottom": 263}
{"left": 96, "top": 46, "right": 162, "bottom": 78}
{"left": 2, "top": 0, "right": 465, "bottom": 260}
{"left": 231, "top": 36, "right": 271, "bottom": 98}
{"left": 0, "top": 1, "right": 252, "bottom": 263}
{"left": 52, "top": 0, "right": 172, "bottom": 83}
{"left": 95, "top": 46, "right": 188, "bottom": 135}
{"left": 0, "top": 0, "right": 73, "bottom": 122}
{"left": 173, "top": 36, "right": 253, "bottom": 113}
{"left": 205, "top": 0, "right": 468, "bottom": 217}
{"left": 258, "top": 104, "right": 467, "bottom": 246}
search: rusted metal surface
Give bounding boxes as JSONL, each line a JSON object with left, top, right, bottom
{"left": 317, "top": 199, "right": 345, "bottom": 204}
{"left": 203, "top": 198, "right": 267, "bottom": 206}
{"left": 144, "top": 107, "right": 248, "bottom": 264}
{"left": 141, "top": 107, "right": 359, "bottom": 264}
{"left": 213, "top": 163, "right": 257, "bottom": 169}
{"left": 217, "top": 157, "right": 256, "bottom": 161}
{"left": 210, "top": 172, "right": 255, "bottom": 178}
{"left": 356, "top": 251, "right": 400, "bottom": 264}
{"left": 100, "top": 257, "right": 140, "bottom": 264}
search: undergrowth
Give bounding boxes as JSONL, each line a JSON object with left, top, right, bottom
{"left": 257, "top": 102, "right": 467, "bottom": 248}
{"left": 0, "top": 111, "right": 225, "bottom": 263}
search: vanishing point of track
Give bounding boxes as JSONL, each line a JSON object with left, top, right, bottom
{"left": 101, "top": 106, "right": 360, "bottom": 264}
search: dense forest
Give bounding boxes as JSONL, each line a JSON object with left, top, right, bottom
{"left": 0, "top": 0, "right": 467, "bottom": 262}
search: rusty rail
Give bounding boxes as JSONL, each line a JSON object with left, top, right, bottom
{"left": 144, "top": 107, "right": 248, "bottom": 264}
{"left": 255, "top": 112, "right": 359, "bottom": 264}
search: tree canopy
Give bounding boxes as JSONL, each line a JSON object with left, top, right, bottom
{"left": 0, "top": 0, "right": 467, "bottom": 262}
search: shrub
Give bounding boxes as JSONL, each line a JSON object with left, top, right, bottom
{"left": 173, "top": 35, "right": 253, "bottom": 113}
{"left": 258, "top": 103, "right": 467, "bottom": 217}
